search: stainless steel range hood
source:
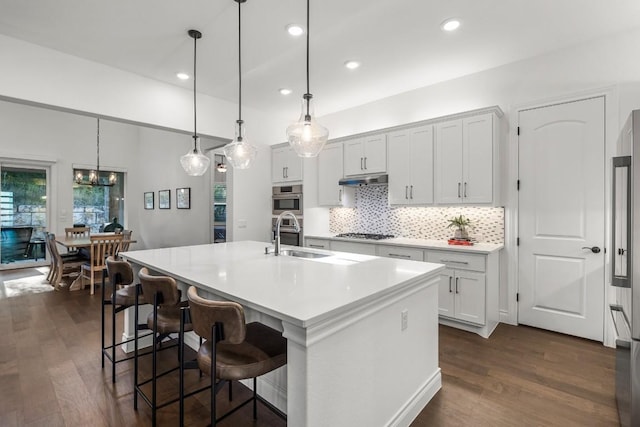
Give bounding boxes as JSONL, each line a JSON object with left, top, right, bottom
{"left": 339, "top": 174, "right": 388, "bottom": 186}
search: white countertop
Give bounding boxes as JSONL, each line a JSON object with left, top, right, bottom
{"left": 121, "top": 240, "right": 443, "bottom": 328}
{"left": 305, "top": 234, "right": 503, "bottom": 254}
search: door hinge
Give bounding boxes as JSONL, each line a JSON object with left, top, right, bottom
{"left": 517, "top": 180, "right": 520, "bottom": 191}
{"left": 516, "top": 237, "right": 520, "bottom": 246}
{"left": 517, "top": 126, "right": 520, "bottom": 136}
{"left": 516, "top": 293, "right": 520, "bottom": 302}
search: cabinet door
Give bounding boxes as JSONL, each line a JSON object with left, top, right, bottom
{"left": 437, "top": 268, "right": 456, "bottom": 317}
{"left": 284, "top": 148, "right": 303, "bottom": 182}
{"left": 377, "top": 244, "right": 424, "bottom": 261}
{"left": 343, "top": 138, "right": 364, "bottom": 176}
{"left": 387, "top": 130, "right": 411, "bottom": 205}
{"left": 318, "top": 144, "right": 344, "bottom": 206}
{"left": 435, "top": 120, "right": 463, "bottom": 204}
{"left": 271, "top": 147, "right": 288, "bottom": 182}
{"left": 408, "top": 125, "right": 434, "bottom": 204}
{"left": 463, "top": 114, "right": 493, "bottom": 203}
{"left": 454, "top": 270, "right": 486, "bottom": 325}
{"left": 362, "top": 134, "right": 387, "bottom": 174}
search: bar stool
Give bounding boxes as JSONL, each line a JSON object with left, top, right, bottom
{"left": 102, "top": 256, "right": 150, "bottom": 383}
{"left": 179, "top": 286, "right": 287, "bottom": 427}
{"left": 135, "top": 268, "right": 192, "bottom": 427}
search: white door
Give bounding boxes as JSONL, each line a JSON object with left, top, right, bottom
{"left": 343, "top": 138, "right": 364, "bottom": 176}
{"left": 518, "top": 96, "right": 605, "bottom": 341}
{"left": 437, "top": 268, "right": 455, "bottom": 317}
{"left": 318, "top": 144, "right": 343, "bottom": 206}
{"left": 454, "top": 271, "right": 486, "bottom": 325}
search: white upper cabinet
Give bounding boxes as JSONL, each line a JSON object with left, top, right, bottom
{"left": 272, "top": 146, "right": 303, "bottom": 183}
{"left": 344, "top": 134, "right": 387, "bottom": 176}
{"left": 435, "top": 112, "right": 496, "bottom": 204}
{"left": 318, "top": 143, "right": 344, "bottom": 206}
{"left": 387, "top": 125, "right": 434, "bottom": 205}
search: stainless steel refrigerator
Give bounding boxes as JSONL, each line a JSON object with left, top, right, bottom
{"left": 611, "top": 109, "right": 640, "bottom": 427}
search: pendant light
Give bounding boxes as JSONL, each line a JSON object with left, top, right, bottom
{"left": 285, "top": 0, "right": 329, "bottom": 158}
{"left": 74, "top": 118, "right": 117, "bottom": 187}
{"left": 223, "top": 0, "right": 257, "bottom": 169}
{"left": 180, "top": 29, "right": 211, "bottom": 176}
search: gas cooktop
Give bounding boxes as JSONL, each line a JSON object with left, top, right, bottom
{"left": 335, "top": 233, "right": 394, "bottom": 240}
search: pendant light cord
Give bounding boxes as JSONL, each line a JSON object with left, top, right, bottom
{"left": 96, "top": 118, "right": 100, "bottom": 172}
{"left": 237, "top": 0, "right": 244, "bottom": 139}
{"left": 304, "top": 0, "right": 311, "bottom": 119}
{"left": 193, "top": 32, "right": 198, "bottom": 149}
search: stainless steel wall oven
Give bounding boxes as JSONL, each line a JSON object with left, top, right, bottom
{"left": 272, "top": 184, "right": 303, "bottom": 216}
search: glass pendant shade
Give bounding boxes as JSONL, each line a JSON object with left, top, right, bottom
{"left": 180, "top": 136, "right": 211, "bottom": 176}
{"left": 223, "top": 123, "right": 257, "bottom": 170}
{"left": 286, "top": 97, "right": 329, "bottom": 157}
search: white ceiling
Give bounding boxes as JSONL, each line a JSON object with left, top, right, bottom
{"left": 1, "top": 0, "right": 640, "bottom": 119}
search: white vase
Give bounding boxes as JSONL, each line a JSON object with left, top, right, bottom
{"left": 454, "top": 229, "right": 468, "bottom": 239}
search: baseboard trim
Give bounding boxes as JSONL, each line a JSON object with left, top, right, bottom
{"left": 386, "top": 368, "right": 442, "bottom": 427}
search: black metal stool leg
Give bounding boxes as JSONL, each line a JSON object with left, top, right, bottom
{"left": 134, "top": 284, "right": 140, "bottom": 410}
{"left": 111, "top": 272, "right": 117, "bottom": 383}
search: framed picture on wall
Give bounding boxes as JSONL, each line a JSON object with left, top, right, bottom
{"left": 144, "top": 192, "right": 154, "bottom": 210}
{"left": 176, "top": 187, "right": 191, "bottom": 209}
{"left": 158, "top": 189, "right": 171, "bottom": 209}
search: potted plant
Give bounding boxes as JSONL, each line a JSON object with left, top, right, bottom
{"left": 447, "top": 215, "right": 472, "bottom": 239}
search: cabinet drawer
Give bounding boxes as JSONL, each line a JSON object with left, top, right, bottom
{"left": 331, "top": 240, "right": 377, "bottom": 255}
{"left": 305, "top": 238, "right": 330, "bottom": 250}
{"left": 426, "top": 250, "right": 485, "bottom": 272}
{"left": 377, "top": 245, "right": 424, "bottom": 261}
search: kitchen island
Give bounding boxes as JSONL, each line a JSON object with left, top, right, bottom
{"left": 121, "top": 240, "right": 444, "bottom": 427}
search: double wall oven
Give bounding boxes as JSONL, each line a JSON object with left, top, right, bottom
{"left": 272, "top": 184, "right": 303, "bottom": 246}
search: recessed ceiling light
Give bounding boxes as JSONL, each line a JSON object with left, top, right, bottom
{"left": 279, "top": 88, "right": 292, "bottom": 96}
{"left": 441, "top": 19, "right": 460, "bottom": 32}
{"left": 286, "top": 24, "right": 304, "bottom": 36}
{"left": 344, "top": 60, "right": 360, "bottom": 70}
{"left": 176, "top": 72, "right": 190, "bottom": 80}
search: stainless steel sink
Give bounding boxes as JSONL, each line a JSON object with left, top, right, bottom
{"left": 279, "top": 249, "right": 330, "bottom": 259}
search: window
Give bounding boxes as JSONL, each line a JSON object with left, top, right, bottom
{"left": 73, "top": 169, "right": 125, "bottom": 232}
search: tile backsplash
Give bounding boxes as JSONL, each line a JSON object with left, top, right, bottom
{"left": 329, "top": 186, "right": 504, "bottom": 244}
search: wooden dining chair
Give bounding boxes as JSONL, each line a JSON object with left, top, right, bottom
{"left": 64, "top": 226, "right": 90, "bottom": 255}
{"left": 80, "top": 234, "right": 123, "bottom": 295}
{"left": 118, "top": 230, "right": 133, "bottom": 252}
{"left": 46, "top": 233, "right": 85, "bottom": 290}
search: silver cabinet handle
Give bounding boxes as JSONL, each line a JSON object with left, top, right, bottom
{"left": 285, "top": 167, "right": 289, "bottom": 178}
{"left": 364, "top": 157, "right": 367, "bottom": 170}
{"left": 457, "top": 182, "right": 461, "bottom": 198}
{"left": 360, "top": 157, "right": 363, "bottom": 170}
{"left": 448, "top": 276, "right": 452, "bottom": 293}
{"left": 405, "top": 186, "right": 408, "bottom": 199}
{"left": 464, "top": 182, "right": 467, "bottom": 198}
{"left": 388, "top": 253, "right": 411, "bottom": 259}
{"left": 455, "top": 277, "right": 459, "bottom": 293}
{"left": 282, "top": 167, "right": 285, "bottom": 178}
{"left": 309, "top": 244, "right": 325, "bottom": 249}
{"left": 410, "top": 185, "right": 413, "bottom": 199}
{"left": 339, "top": 188, "right": 342, "bottom": 202}
{"left": 439, "top": 259, "right": 469, "bottom": 265}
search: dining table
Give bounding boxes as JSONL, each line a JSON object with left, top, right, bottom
{"left": 55, "top": 232, "right": 136, "bottom": 291}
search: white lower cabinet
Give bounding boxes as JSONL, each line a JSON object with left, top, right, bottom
{"left": 436, "top": 267, "right": 486, "bottom": 325}
{"left": 427, "top": 249, "right": 499, "bottom": 338}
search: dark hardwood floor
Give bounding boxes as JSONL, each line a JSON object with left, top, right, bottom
{"left": 0, "top": 267, "right": 619, "bottom": 426}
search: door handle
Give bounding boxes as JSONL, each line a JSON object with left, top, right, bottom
{"left": 364, "top": 157, "right": 367, "bottom": 170}
{"left": 339, "top": 189, "right": 342, "bottom": 202}
{"left": 582, "top": 246, "right": 601, "bottom": 254}
{"left": 457, "top": 182, "right": 461, "bottom": 198}
{"left": 463, "top": 182, "right": 467, "bottom": 198}
{"left": 618, "top": 248, "right": 626, "bottom": 255}
{"left": 410, "top": 185, "right": 413, "bottom": 199}
{"left": 455, "top": 277, "right": 459, "bottom": 294}
{"left": 405, "top": 186, "right": 408, "bottom": 199}
{"left": 448, "top": 276, "right": 452, "bottom": 293}
{"left": 360, "top": 157, "right": 364, "bottom": 170}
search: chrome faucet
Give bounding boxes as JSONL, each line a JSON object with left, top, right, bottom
{"left": 274, "top": 210, "right": 300, "bottom": 255}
